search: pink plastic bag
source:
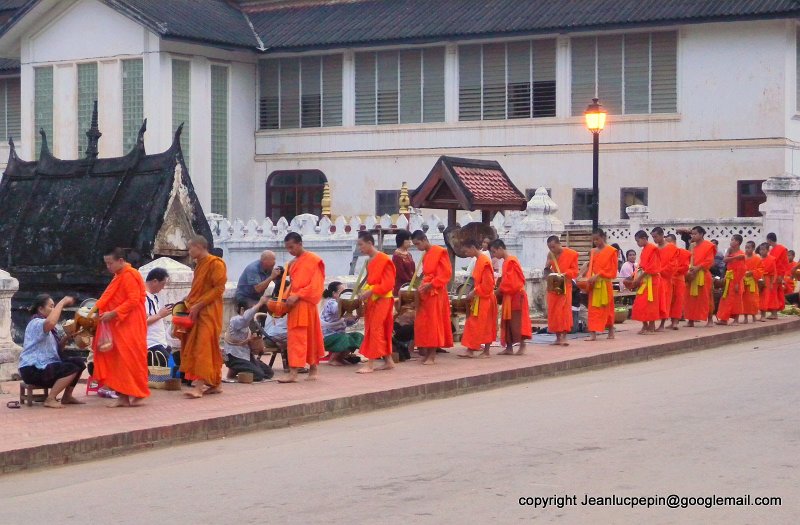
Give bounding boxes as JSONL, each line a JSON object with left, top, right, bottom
{"left": 96, "top": 320, "right": 114, "bottom": 353}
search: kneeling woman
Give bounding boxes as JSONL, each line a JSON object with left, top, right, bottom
{"left": 321, "top": 282, "right": 364, "bottom": 365}
{"left": 18, "top": 294, "right": 86, "bottom": 408}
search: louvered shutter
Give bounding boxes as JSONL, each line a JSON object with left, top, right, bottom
{"left": 571, "top": 37, "right": 596, "bottom": 116}
{"left": 322, "top": 54, "right": 342, "bottom": 126}
{"left": 279, "top": 59, "right": 300, "bottom": 129}
{"left": 355, "top": 52, "right": 376, "bottom": 125}
{"left": 399, "top": 49, "right": 421, "bottom": 124}
{"left": 482, "top": 43, "right": 506, "bottom": 120}
{"left": 377, "top": 51, "right": 399, "bottom": 124}
{"left": 506, "top": 41, "right": 531, "bottom": 119}
{"left": 532, "top": 39, "right": 556, "bottom": 117}
{"left": 596, "top": 35, "right": 623, "bottom": 115}
{"left": 259, "top": 59, "right": 280, "bottom": 130}
{"left": 458, "top": 44, "right": 482, "bottom": 121}
{"left": 422, "top": 47, "right": 445, "bottom": 122}
{"left": 651, "top": 31, "right": 677, "bottom": 113}
{"left": 624, "top": 33, "right": 650, "bottom": 114}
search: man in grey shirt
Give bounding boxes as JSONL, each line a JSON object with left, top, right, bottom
{"left": 235, "top": 250, "right": 282, "bottom": 308}
{"left": 223, "top": 295, "right": 274, "bottom": 382}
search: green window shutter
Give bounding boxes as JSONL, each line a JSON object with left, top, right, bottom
{"left": 77, "top": 62, "right": 98, "bottom": 157}
{"left": 596, "top": 35, "right": 623, "bottom": 116}
{"left": 650, "top": 31, "right": 678, "bottom": 113}
{"left": 122, "top": 58, "right": 143, "bottom": 151}
{"left": 171, "top": 59, "right": 191, "bottom": 168}
{"left": 624, "top": 33, "right": 650, "bottom": 114}
{"left": 355, "top": 52, "right": 376, "bottom": 125}
{"left": 321, "top": 54, "right": 342, "bottom": 127}
{"left": 458, "top": 44, "right": 482, "bottom": 121}
{"left": 210, "top": 65, "right": 229, "bottom": 216}
{"left": 34, "top": 66, "right": 53, "bottom": 159}
{"left": 422, "top": 47, "right": 445, "bottom": 123}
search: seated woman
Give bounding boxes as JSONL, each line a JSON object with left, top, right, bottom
{"left": 321, "top": 281, "right": 364, "bottom": 366}
{"left": 18, "top": 294, "right": 86, "bottom": 408}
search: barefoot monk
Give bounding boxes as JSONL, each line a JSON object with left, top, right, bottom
{"left": 181, "top": 236, "right": 227, "bottom": 398}
{"left": 356, "top": 232, "right": 396, "bottom": 373}
{"left": 544, "top": 236, "right": 578, "bottom": 346}
{"left": 459, "top": 239, "right": 497, "bottom": 359}
{"left": 581, "top": 229, "right": 617, "bottom": 341}
{"left": 491, "top": 240, "right": 531, "bottom": 355}
{"left": 684, "top": 226, "right": 715, "bottom": 327}
{"left": 411, "top": 230, "right": 453, "bottom": 365}
{"left": 666, "top": 234, "right": 690, "bottom": 329}
{"left": 631, "top": 230, "right": 662, "bottom": 335}
{"left": 716, "top": 235, "right": 746, "bottom": 325}
{"left": 94, "top": 248, "right": 149, "bottom": 407}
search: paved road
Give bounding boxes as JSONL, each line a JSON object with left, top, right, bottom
{"left": 1, "top": 333, "right": 798, "bottom": 524}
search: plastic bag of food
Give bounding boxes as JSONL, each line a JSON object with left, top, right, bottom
{"left": 96, "top": 320, "right": 114, "bottom": 353}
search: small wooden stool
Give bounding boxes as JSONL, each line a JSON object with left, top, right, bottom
{"left": 19, "top": 382, "right": 49, "bottom": 407}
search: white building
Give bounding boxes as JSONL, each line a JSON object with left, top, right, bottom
{"left": 1, "top": 0, "right": 800, "bottom": 225}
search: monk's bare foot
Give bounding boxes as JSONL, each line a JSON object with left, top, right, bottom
{"left": 107, "top": 396, "right": 130, "bottom": 407}
{"left": 204, "top": 385, "right": 223, "bottom": 395}
{"left": 731, "top": 320, "right": 740, "bottom": 325}
{"left": 637, "top": 329, "right": 647, "bottom": 335}
{"left": 328, "top": 360, "right": 345, "bottom": 366}
{"left": 375, "top": 362, "right": 395, "bottom": 371}
{"left": 60, "top": 396, "right": 85, "bottom": 405}
{"left": 705, "top": 322, "right": 714, "bottom": 327}
{"left": 356, "top": 366, "right": 374, "bottom": 374}
{"left": 560, "top": 342, "right": 570, "bottom": 346}
{"left": 277, "top": 375, "right": 298, "bottom": 383}
{"left": 514, "top": 345, "right": 527, "bottom": 356}
{"left": 498, "top": 348, "right": 515, "bottom": 355}
{"left": 184, "top": 388, "right": 204, "bottom": 398}
{"left": 458, "top": 351, "right": 475, "bottom": 358}
{"left": 305, "top": 366, "right": 319, "bottom": 381}
{"left": 686, "top": 321, "right": 695, "bottom": 328}
{"left": 421, "top": 357, "right": 436, "bottom": 365}
{"left": 43, "top": 398, "right": 64, "bottom": 409}
{"left": 655, "top": 327, "right": 664, "bottom": 333}
{"left": 477, "top": 351, "right": 491, "bottom": 359}
{"left": 607, "top": 333, "right": 616, "bottom": 340}
{"left": 129, "top": 397, "right": 145, "bottom": 407}
{"left": 715, "top": 321, "right": 728, "bottom": 326}
{"left": 584, "top": 334, "right": 597, "bottom": 341}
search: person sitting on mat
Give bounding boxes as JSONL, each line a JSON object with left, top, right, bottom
{"left": 321, "top": 281, "right": 364, "bottom": 366}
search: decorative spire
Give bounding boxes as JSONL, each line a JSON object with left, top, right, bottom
{"left": 84, "top": 100, "right": 101, "bottom": 160}
{"left": 321, "top": 182, "right": 331, "bottom": 218}
{"left": 399, "top": 181, "right": 410, "bottom": 215}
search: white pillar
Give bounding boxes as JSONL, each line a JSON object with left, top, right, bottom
{"left": 626, "top": 205, "right": 650, "bottom": 238}
{"left": 0, "top": 269, "right": 22, "bottom": 381}
{"left": 760, "top": 173, "right": 800, "bottom": 251}
{"left": 517, "top": 187, "right": 565, "bottom": 271}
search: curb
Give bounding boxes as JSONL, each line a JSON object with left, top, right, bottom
{"left": 3, "top": 318, "right": 797, "bottom": 474}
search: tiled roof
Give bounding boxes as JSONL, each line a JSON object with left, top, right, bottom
{"left": 104, "top": 0, "right": 260, "bottom": 49}
{"left": 412, "top": 156, "right": 527, "bottom": 211}
{"left": 246, "top": 0, "right": 800, "bottom": 52}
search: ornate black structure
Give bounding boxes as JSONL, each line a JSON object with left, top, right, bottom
{"left": 0, "top": 104, "right": 212, "bottom": 339}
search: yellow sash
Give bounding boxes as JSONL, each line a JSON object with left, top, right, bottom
{"left": 362, "top": 283, "right": 392, "bottom": 301}
{"left": 592, "top": 278, "right": 609, "bottom": 308}
{"left": 690, "top": 269, "right": 705, "bottom": 297}
{"left": 637, "top": 274, "right": 654, "bottom": 302}
{"left": 470, "top": 297, "right": 480, "bottom": 317}
{"left": 722, "top": 270, "right": 734, "bottom": 299}
{"left": 743, "top": 275, "right": 757, "bottom": 293}
{"left": 502, "top": 297, "right": 512, "bottom": 320}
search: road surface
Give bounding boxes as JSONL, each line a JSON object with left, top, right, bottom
{"left": 1, "top": 332, "right": 798, "bottom": 524}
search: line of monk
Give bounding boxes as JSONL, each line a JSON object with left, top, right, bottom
{"left": 82, "top": 226, "right": 795, "bottom": 406}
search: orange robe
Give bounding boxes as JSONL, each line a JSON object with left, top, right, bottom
{"left": 632, "top": 243, "right": 662, "bottom": 322}
{"left": 771, "top": 244, "right": 789, "bottom": 309}
{"left": 180, "top": 254, "right": 227, "bottom": 386}
{"left": 499, "top": 255, "right": 532, "bottom": 345}
{"left": 716, "top": 250, "right": 745, "bottom": 321}
{"left": 359, "top": 252, "right": 395, "bottom": 360}
{"left": 460, "top": 253, "right": 498, "bottom": 350}
{"left": 586, "top": 245, "right": 617, "bottom": 332}
{"left": 671, "top": 248, "right": 691, "bottom": 320}
{"left": 287, "top": 251, "right": 326, "bottom": 367}
{"left": 742, "top": 254, "right": 762, "bottom": 315}
{"left": 414, "top": 245, "right": 454, "bottom": 348}
{"left": 545, "top": 248, "right": 578, "bottom": 333}
{"left": 658, "top": 243, "right": 678, "bottom": 320}
{"left": 760, "top": 255, "right": 781, "bottom": 312}
{"left": 785, "top": 262, "right": 798, "bottom": 296}
{"left": 94, "top": 263, "right": 149, "bottom": 399}
{"left": 684, "top": 240, "right": 715, "bottom": 321}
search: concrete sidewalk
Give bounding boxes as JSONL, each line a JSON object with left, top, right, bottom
{"left": 1, "top": 317, "right": 797, "bottom": 474}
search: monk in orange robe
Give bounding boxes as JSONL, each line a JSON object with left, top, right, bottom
{"left": 278, "top": 232, "right": 325, "bottom": 382}
{"left": 356, "top": 232, "right": 396, "bottom": 373}
{"left": 459, "top": 239, "right": 497, "bottom": 358}
{"left": 631, "top": 230, "right": 662, "bottom": 334}
{"left": 666, "top": 234, "right": 690, "bottom": 329}
{"left": 180, "top": 236, "right": 227, "bottom": 398}
{"left": 715, "top": 235, "right": 746, "bottom": 325}
{"left": 411, "top": 230, "right": 453, "bottom": 365}
{"left": 94, "top": 248, "right": 149, "bottom": 407}
{"left": 742, "top": 241, "right": 763, "bottom": 323}
{"left": 545, "top": 235, "right": 579, "bottom": 346}
{"left": 490, "top": 240, "right": 532, "bottom": 355}
{"left": 758, "top": 243, "right": 781, "bottom": 319}
{"left": 684, "top": 226, "right": 715, "bottom": 327}
{"left": 785, "top": 250, "right": 797, "bottom": 297}
{"left": 767, "top": 233, "right": 790, "bottom": 310}
{"left": 579, "top": 229, "right": 616, "bottom": 341}
{"left": 651, "top": 227, "right": 676, "bottom": 331}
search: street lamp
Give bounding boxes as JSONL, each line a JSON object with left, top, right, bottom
{"left": 584, "top": 98, "right": 607, "bottom": 232}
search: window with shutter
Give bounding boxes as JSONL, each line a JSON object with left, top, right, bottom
{"left": 211, "top": 65, "right": 229, "bottom": 216}
{"left": 571, "top": 31, "right": 677, "bottom": 116}
{"left": 400, "top": 49, "right": 422, "bottom": 124}
{"left": 259, "top": 59, "right": 280, "bottom": 130}
{"left": 423, "top": 47, "right": 445, "bottom": 122}
{"left": 459, "top": 39, "right": 556, "bottom": 121}
{"left": 0, "top": 78, "right": 20, "bottom": 145}
{"left": 377, "top": 51, "right": 399, "bottom": 125}
{"left": 322, "top": 55, "right": 342, "bottom": 126}
{"left": 77, "top": 63, "right": 97, "bottom": 157}
{"left": 375, "top": 190, "right": 401, "bottom": 216}
{"left": 171, "top": 59, "right": 191, "bottom": 167}
{"left": 280, "top": 59, "right": 300, "bottom": 129}
{"left": 620, "top": 188, "right": 648, "bottom": 219}
{"left": 301, "top": 56, "right": 322, "bottom": 128}
{"left": 122, "top": 58, "right": 143, "bottom": 152}
{"left": 572, "top": 189, "right": 594, "bottom": 221}
{"left": 355, "top": 52, "right": 376, "bottom": 125}
{"left": 34, "top": 66, "right": 53, "bottom": 159}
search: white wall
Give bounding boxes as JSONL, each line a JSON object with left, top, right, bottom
{"left": 253, "top": 19, "right": 794, "bottom": 222}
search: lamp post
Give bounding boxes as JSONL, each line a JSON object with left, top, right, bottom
{"left": 584, "top": 98, "right": 607, "bottom": 232}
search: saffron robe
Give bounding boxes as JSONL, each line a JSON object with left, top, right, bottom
{"left": 94, "top": 264, "right": 149, "bottom": 398}
{"left": 545, "top": 248, "right": 579, "bottom": 333}
{"left": 759, "top": 255, "right": 781, "bottom": 311}
{"left": 498, "top": 256, "right": 532, "bottom": 345}
{"left": 784, "top": 262, "right": 799, "bottom": 296}
{"left": 180, "top": 254, "right": 227, "bottom": 386}
{"left": 716, "top": 250, "right": 745, "bottom": 321}
{"left": 658, "top": 243, "right": 678, "bottom": 320}
{"left": 770, "top": 244, "right": 790, "bottom": 309}
{"left": 586, "top": 245, "right": 617, "bottom": 332}
{"left": 742, "top": 254, "right": 762, "bottom": 315}
{"left": 414, "top": 245, "right": 454, "bottom": 348}
{"left": 684, "top": 240, "right": 715, "bottom": 321}
{"left": 460, "top": 253, "right": 498, "bottom": 350}
{"left": 632, "top": 243, "right": 662, "bottom": 322}
{"left": 671, "top": 248, "right": 691, "bottom": 319}
{"left": 286, "top": 251, "right": 326, "bottom": 368}
{"left": 359, "top": 252, "right": 395, "bottom": 360}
